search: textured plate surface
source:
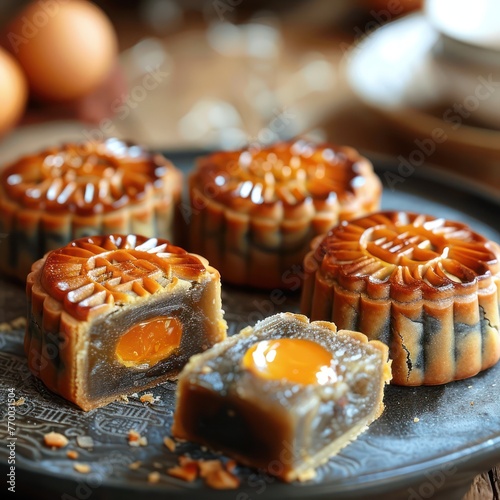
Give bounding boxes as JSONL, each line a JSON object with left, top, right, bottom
{"left": 0, "top": 154, "right": 499, "bottom": 500}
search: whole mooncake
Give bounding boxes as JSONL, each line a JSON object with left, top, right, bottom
{"left": 172, "top": 313, "right": 391, "bottom": 482}
{"left": 25, "top": 234, "right": 227, "bottom": 410}
{"left": 301, "top": 211, "right": 500, "bottom": 385}
{"left": 0, "top": 138, "right": 182, "bottom": 280}
{"left": 189, "top": 140, "right": 381, "bottom": 289}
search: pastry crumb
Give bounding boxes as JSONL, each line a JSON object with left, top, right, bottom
{"left": 119, "top": 395, "right": 129, "bottom": 403}
{"left": 467, "top": 385, "right": 473, "bottom": 389}
{"left": 153, "top": 462, "right": 163, "bottom": 469}
{"left": 297, "top": 469, "right": 317, "bottom": 482}
{"left": 66, "top": 450, "right": 79, "bottom": 460}
{"left": 139, "top": 393, "right": 157, "bottom": 404}
{"left": 148, "top": 471, "right": 161, "bottom": 483}
{"left": 163, "top": 436, "right": 176, "bottom": 452}
{"left": 139, "top": 436, "right": 148, "bottom": 446}
{"left": 14, "top": 397, "right": 25, "bottom": 406}
{"left": 167, "top": 463, "right": 198, "bottom": 483}
{"left": 44, "top": 432, "right": 68, "bottom": 449}
{"left": 127, "top": 429, "right": 141, "bottom": 446}
{"left": 76, "top": 436, "right": 94, "bottom": 449}
{"left": 130, "top": 393, "right": 139, "bottom": 398}
{"left": 413, "top": 417, "right": 420, "bottom": 423}
{"left": 204, "top": 468, "right": 240, "bottom": 489}
{"left": 470, "top": 401, "right": 474, "bottom": 406}
{"left": 179, "top": 456, "right": 197, "bottom": 467}
{"left": 174, "top": 436, "right": 187, "bottom": 443}
{"left": 0, "top": 322, "right": 10, "bottom": 331}
{"left": 74, "top": 463, "right": 91, "bottom": 474}
{"left": 11, "top": 317, "right": 27, "bottom": 329}
{"left": 198, "top": 459, "right": 223, "bottom": 478}
{"left": 200, "top": 366, "right": 212, "bottom": 374}
{"left": 200, "top": 445, "right": 208, "bottom": 452}
{"left": 128, "top": 461, "right": 142, "bottom": 470}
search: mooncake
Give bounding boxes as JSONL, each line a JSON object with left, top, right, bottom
{"left": 188, "top": 140, "right": 381, "bottom": 289}
{"left": 0, "top": 138, "right": 182, "bottom": 280}
{"left": 301, "top": 211, "right": 500, "bottom": 385}
{"left": 172, "top": 313, "right": 391, "bottom": 481}
{"left": 25, "top": 234, "right": 227, "bottom": 410}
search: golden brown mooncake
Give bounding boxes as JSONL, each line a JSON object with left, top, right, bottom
{"left": 301, "top": 211, "right": 500, "bottom": 386}
{"left": 25, "top": 234, "right": 227, "bottom": 411}
{"left": 188, "top": 140, "right": 382, "bottom": 289}
{"left": 0, "top": 138, "right": 182, "bottom": 281}
{"left": 172, "top": 312, "right": 391, "bottom": 482}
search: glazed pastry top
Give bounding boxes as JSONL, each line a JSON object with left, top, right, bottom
{"left": 314, "top": 211, "right": 500, "bottom": 298}
{"left": 37, "top": 234, "right": 207, "bottom": 321}
{"left": 1, "top": 138, "right": 176, "bottom": 215}
{"left": 191, "top": 140, "right": 379, "bottom": 219}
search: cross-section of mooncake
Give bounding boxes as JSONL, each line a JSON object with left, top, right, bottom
{"left": 172, "top": 313, "right": 391, "bottom": 482}
{"left": 301, "top": 211, "right": 500, "bottom": 385}
{"left": 25, "top": 234, "right": 227, "bottom": 410}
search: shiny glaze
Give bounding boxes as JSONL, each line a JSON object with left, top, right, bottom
{"left": 40, "top": 234, "right": 207, "bottom": 321}
{"left": 191, "top": 140, "right": 378, "bottom": 218}
{"left": 2, "top": 138, "right": 173, "bottom": 215}
{"left": 316, "top": 211, "right": 500, "bottom": 296}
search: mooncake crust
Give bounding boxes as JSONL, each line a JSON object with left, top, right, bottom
{"left": 189, "top": 140, "right": 382, "bottom": 289}
{"left": 0, "top": 138, "right": 182, "bottom": 280}
{"left": 25, "top": 234, "right": 226, "bottom": 410}
{"left": 301, "top": 211, "right": 500, "bottom": 385}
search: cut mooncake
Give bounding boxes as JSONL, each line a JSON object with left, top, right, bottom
{"left": 301, "top": 211, "right": 500, "bottom": 385}
{"left": 25, "top": 234, "right": 227, "bottom": 411}
{"left": 0, "top": 138, "right": 182, "bottom": 280}
{"left": 188, "top": 140, "right": 382, "bottom": 289}
{"left": 172, "top": 312, "right": 391, "bottom": 482}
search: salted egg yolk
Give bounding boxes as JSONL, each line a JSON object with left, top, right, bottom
{"left": 242, "top": 338, "right": 337, "bottom": 385}
{"left": 116, "top": 316, "right": 182, "bottom": 368}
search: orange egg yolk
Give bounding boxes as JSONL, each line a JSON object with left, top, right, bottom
{"left": 116, "top": 316, "right": 182, "bottom": 368}
{"left": 242, "top": 338, "right": 337, "bottom": 385}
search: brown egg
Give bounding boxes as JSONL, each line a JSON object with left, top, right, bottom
{"left": 6, "top": 0, "right": 118, "bottom": 102}
{"left": 0, "top": 47, "right": 28, "bottom": 136}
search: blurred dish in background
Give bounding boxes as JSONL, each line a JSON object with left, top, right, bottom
{"left": 346, "top": 13, "right": 500, "bottom": 163}
{"left": 110, "top": 15, "right": 338, "bottom": 151}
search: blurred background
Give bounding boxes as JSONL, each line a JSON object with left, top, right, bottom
{"left": 0, "top": 0, "right": 499, "bottom": 191}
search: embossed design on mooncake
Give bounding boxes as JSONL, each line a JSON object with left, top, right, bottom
{"left": 302, "top": 211, "right": 500, "bottom": 386}
{"left": 40, "top": 234, "right": 206, "bottom": 321}
{"left": 3, "top": 138, "right": 170, "bottom": 214}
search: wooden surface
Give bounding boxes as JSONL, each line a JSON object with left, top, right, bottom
{"left": 464, "top": 469, "right": 500, "bottom": 499}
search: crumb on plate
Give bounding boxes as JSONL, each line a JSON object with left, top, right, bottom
{"left": 44, "top": 432, "right": 68, "bottom": 449}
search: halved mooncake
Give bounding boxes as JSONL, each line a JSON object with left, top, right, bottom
{"left": 0, "top": 138, "right": 182, "bottom": 281}
{"left": 172, "top": 312, "right": 391, "bottom": 482}
{"left": 188, "top": 140, "right": 381, "bottom": 289}
{"left": 25, "top": 234, "right": 227, "bottom": 411}
{"left": 301, "top": 211, "right": 500, "bottom": 385}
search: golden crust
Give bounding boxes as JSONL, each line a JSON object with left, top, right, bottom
{"left": 189, "top": 140, "right": 381, "bottom": 289}
{"left": 301, "top": 211, "right": 500, "bottom": 385}
{"left": 0, "top": 139, "right": 182, "bottom": 281}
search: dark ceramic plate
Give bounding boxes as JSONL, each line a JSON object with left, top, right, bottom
{"left": 0, "top": 154, "right": 499, "bottom": 500}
